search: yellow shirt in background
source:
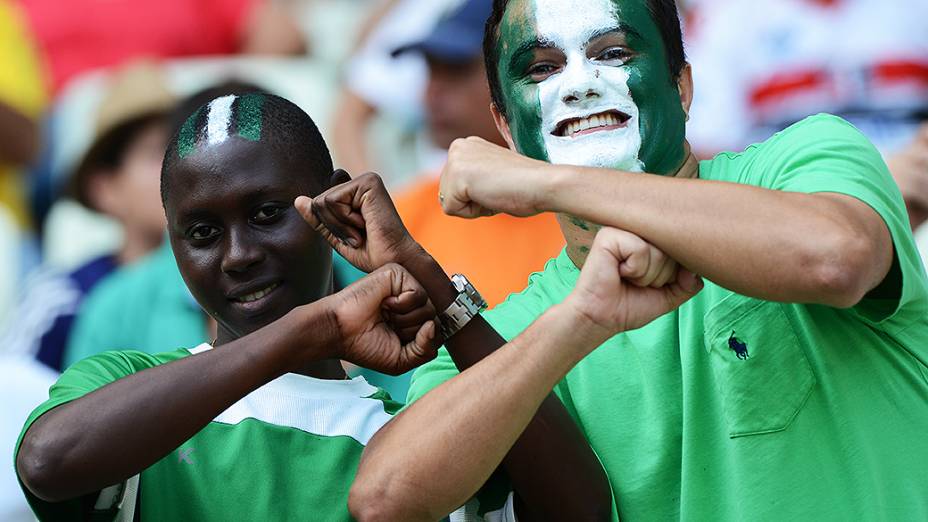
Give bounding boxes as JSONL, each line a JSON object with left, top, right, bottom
{"left": 0, "top": 0, "right": 47, "bottom": 228}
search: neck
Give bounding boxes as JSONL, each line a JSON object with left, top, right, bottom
{"left": 561, "top": 142, "right": 699, "bottom": 268}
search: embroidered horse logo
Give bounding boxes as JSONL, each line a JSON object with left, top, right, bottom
{"left": 728, "top": 331, "right": 749, "bottom": 360}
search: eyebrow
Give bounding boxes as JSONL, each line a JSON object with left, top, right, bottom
{"left": 506, "top": 24, "right": 643, "bottom": 74}
{"left": 507, "top": 37, "right": 556, "bottom": 75}
{"left": 589, "top": 24, "right": 643, "bottom": 44}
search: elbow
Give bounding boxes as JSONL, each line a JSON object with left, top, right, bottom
{"left": 348, "top": 480, "right": 390, "bottom": 522}
{"left": 349, "top": 477, "right": 434, "bottom": 522}
{"left": 810, "top": 230, "right": 878, "bottom": 308}
{"left": 17, "top": 434, "right": 70, "bottom": 503}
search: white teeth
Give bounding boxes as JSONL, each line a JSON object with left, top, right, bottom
{"left": 561, "top": 112, "right": 626, "bottom": 137}
{"left": 237, "top": 283, "right": 279, "bottom": 303}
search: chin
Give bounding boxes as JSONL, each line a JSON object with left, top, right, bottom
{"left": 544, "top": 129, "right": 644, "bottom": 171}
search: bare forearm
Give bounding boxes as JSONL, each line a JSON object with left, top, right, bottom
{"left": 351, "top": 304, "right": 605, "bottom": 521}
{"left": 398, "top": 247, "right": 612, "bottom": 519}
{"left": 547, "top": 166, "right": 890, "bottom": 305}
{"left": 17, "top": 306, "right": 328, "bottom": 502}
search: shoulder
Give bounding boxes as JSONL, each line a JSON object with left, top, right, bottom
{"left": 701, "top": 114, "right": 889, "bottom": 189}
{"left": 64, "top": 348, "right": 189, "bottom": 380}
{"left": 770, "top": 114, "right": 875, "bottom": 147}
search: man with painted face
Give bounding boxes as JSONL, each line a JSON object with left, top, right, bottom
{"left": 13, "top": 93, "right": 446, "bottom": 520}
{"left": 344, "top": 0, "right": 928, "bottom": 520}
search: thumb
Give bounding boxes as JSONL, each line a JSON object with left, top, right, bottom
{"left": 406, "top": 320, "right": 439, "bottom": 362}
{"left": 662, "top": 269, "right": 704, "bottom": 310}
{"left": 294, "top": 196, "right": 318, "bottom": 227}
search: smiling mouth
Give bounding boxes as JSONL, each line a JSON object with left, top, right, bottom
{"left": 554, "top": 110, "right": 631, "bottom": 138}
{"left": 232, "top": 282, "right": 280, "bottom": 304}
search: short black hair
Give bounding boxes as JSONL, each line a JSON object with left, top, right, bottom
{"left": 483, "top": 0, "right": 686, "bottom": 119}
{"left": 161, "top": 92, "right": 333, "bottom": 207}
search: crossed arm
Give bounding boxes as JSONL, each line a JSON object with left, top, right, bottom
{"left": 438, "top": 137, "right": 895, "bottom": 307}
{"left": 17, "top": 265, "right": 439, "bottom": 502}
{"left": 298, "top": 174, "right": 703, "bottom": 520}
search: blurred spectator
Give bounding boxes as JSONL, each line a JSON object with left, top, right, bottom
{"left": 887, "top": 123, "right": 928, "bottom": 230}
{"left": 61, "top": 81, "right": 268, "bottom": 369}
{"left": 686, "top": 0, "right": 928, "bottom": 157}
{"left": 0, "top": 0, "right": 47, "bottom": 320}
{"left": 0, "top": 61, "right": 175, "bottom": 371}
{"left": 391, "top": 0, "right": 565, "bottom": 308}
{"left": 17, "top": 0, "right": 307, "bottom": 95}
{"left": 0, "top": 0, "right": 45, "bottom": 228}
{"left": 332, "top": 0, "right": 460, "bottom": 179}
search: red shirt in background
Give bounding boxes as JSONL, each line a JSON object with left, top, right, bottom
{"left": 18, "top": 0, "right": 256, "bottom": 93}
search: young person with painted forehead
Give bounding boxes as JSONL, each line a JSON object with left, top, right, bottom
{"left": 14, "top": 92, "right": 630, "bottom": 520}
{"left": 336, "top": 0, "right": 928, "bottom": 520}
{"left": 13, "top": 93, "right": 508, "bottom": 521}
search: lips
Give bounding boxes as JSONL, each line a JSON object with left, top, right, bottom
{"left": 553, "top": 110, "right": 631, "bottom": 138}
{"left": 233, "top": 282, "right": 280, "bottom": 303}
{"left": 226, "top": 281, "right": 282, "bottom": 315}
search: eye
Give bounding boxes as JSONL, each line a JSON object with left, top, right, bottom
{"left": 595, "top": 47, "right": 633, "bottom": 66}
{"left": 527, "top": 62, "right": 561, "bottom": 82}
{"left": 187, "top": 224, "right": 220, "bottom": 242}
{"left": 252, "top": 204, "right": 286, "bottom": 225}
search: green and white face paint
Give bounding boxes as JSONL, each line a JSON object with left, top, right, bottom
{"left": 495, "top": 0, "right": 687, "bottom": 175}
{"left": 206, "top": 95, "right": 237, "bottom": 146}
{"left": 535, "top": 0, "right": 643, "bottom": 171}
{"left": 178, "top": 93, "right": 265, "bottom": 158}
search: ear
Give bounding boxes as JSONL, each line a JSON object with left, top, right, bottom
{"left": 490, "top": 103, "right": 518, "bottom": 151}
{"left": 677, "top": 62, "right": 694, "bottom": 121}
{"left": 329, "top": 168, "right": 351, "bottom": 189}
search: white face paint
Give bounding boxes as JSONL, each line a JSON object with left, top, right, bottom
{"left": 533, "top": 0, "right": 644, "bottom": 172}
{"left": 206, "top": 95, "right": 236, "bottom": 146}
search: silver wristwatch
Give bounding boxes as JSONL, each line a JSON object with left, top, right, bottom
{"left": 438, "top": 274, "right": 488, "bottom": 340}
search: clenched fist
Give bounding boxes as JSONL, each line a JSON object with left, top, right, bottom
{"left": 323, "top": 263, "right": 440, "bottom": 375}
{"left": 564, "top": 227, "right": 703, "bottom": 344}
{"left": 438, "top": 136, "right": 554, "bottom": 219}
{"left": 295, "top": 171, "right": 424, "bottom": 273}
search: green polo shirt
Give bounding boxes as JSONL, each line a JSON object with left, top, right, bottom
{"left": 408, "top": 114, "right": 928, "bottom": 521}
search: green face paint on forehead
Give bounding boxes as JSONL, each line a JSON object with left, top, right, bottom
{"left": 496, "top": 1, "right": 548, "bottom": 161}
{"left": 176, "top": 93, "right": 267, "bottom": 159}
{"left": 495, "top": 0, "right": 686, "bottom": 175}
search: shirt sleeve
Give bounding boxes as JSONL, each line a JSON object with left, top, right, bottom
{"left": 745, "top": 114, "right": 928, "bottom": 329}
{"left": 14, "top": 350, "right": 185, "bottom": 521}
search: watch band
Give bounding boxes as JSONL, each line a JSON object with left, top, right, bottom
{"left": 438, "top": 274, "right": 487, "bottom": 340}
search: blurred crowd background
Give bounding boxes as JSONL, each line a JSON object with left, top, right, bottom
{"left": 0, "top": 0, "right": 926, "bottom": 518}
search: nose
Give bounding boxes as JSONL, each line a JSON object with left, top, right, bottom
{"left": 559, "top": 58, "right": 602, "bottom": 105}
{"left": 220, "top": 227, "right": 264, "bottom": 274}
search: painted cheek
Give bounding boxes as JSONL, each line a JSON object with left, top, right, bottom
{"left": 626, "top": 64, "right": 686, "bottom": 175}
{"left": 504, "top": 83, "right": 548, "bottom": 161}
